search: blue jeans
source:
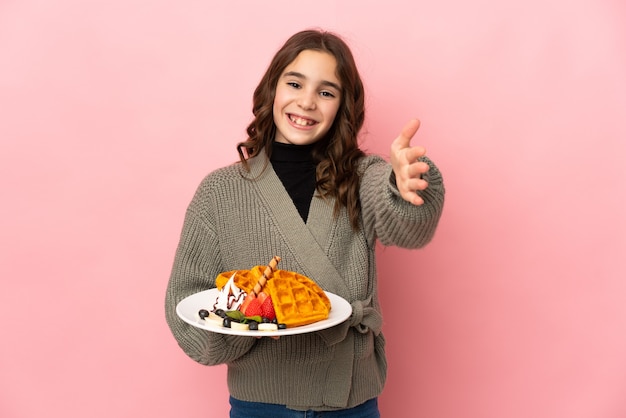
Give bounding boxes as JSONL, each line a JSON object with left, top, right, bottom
{"left": 229, "top": 396, "right": 380, "bottom": 418}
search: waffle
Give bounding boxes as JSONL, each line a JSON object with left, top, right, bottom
{"left": 215, "top": 266, "right": 265, "bottom": 294}
{"left": 265, "top": 270, "right": 331, "bottom": 327}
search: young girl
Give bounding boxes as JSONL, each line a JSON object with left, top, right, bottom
{"left": 165, "top": 29, "right": 445, "bottom": 417}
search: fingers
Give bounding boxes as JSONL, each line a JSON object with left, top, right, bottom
{"left": 409, "top": 160, "right": 430, "bottom": 178}
{"left": 401, "top": 118, "right": 421, "bottom": 141}
{"left": 405, "top": 172, "right": 429, "bottom": 191}
{"left": 404, "top": 145, "right": 427, "bottom": 162}
{"left": 397, "top": 159, "right": 430, "bottom": 206}
{"left": 396, "top": 118, "right": 421, "bottom": 149}
{"left": 390, "top": 118, "right": 431, "bottom": 206}
{"left": 399, "top": 155, "right": 429, "bottom": 185}
{"left": 402, "top": 191, "right": 425, "bottom": 206}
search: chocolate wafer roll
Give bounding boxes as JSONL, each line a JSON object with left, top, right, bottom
{"left": 251, "top": 256, "right": 281, "bottom": 296}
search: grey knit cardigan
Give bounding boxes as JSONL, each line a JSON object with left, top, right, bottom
{"left": 165, "top": 152, "right": 445, "bottom": 411}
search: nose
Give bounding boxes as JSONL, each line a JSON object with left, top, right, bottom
{"left": 296, "top": 89, "right": 317, "bottom": 110}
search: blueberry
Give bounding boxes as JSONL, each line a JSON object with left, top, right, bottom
{"left": 223, "top": 318, "right": 231, "bottom": 328}
{"left": 215, "top": 309, "right": 226, "bottom": 318}
{"left": 248, "top": 322, "right": 258, "bottom": 331}
{"left": 198, "top": 309, "right": 210, "bottom": 319}
{"left": 262, "top": 317, "right": 271, "bottom": 323}
{"left": 278, "top": 323, "right": 287, "bottom": 330}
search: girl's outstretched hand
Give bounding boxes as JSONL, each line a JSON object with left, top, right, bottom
{"left": 390, "top": 119, "right": 430, "bottom": 206}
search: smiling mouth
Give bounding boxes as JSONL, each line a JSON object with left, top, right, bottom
{"left": 288, "top": 114, "right": 316, "bottom": 126}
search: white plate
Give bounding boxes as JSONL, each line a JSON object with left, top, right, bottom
{"left": 176, "top": 288, "right": 352, "bottom": 337}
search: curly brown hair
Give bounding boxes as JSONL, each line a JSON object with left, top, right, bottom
{"left": 237, "top": 29, "right": 366, "bottom": 230}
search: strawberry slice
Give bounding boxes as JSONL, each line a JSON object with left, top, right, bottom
{"left": 260, "top": 295, "right": 276, "bottom": 321}
{"left": 239, "top": 293, "right": 255, "bottom": 314}
{"left": 257, "top": 291, "right": 269, "bottom": 305}
{"left": 244, "top": 297, "right": 262, "bottom": 317}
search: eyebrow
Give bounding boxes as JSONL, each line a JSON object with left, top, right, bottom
{"left": 283, "top": 71, "right": 342, "bottom": 92}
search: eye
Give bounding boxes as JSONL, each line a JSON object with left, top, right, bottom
{"left": 320, "top": 90, "right": 336, "bottom": 98}
{"left": 287, "top": 82, "right": 301, "bottom": 89}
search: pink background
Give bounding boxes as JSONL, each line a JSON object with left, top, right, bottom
{"left": 1, "top": 1, "right": 625, "bottom": 417}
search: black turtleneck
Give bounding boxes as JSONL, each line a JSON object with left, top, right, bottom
{"left": 270, "top": 142, "right": 317, "bottom": 222}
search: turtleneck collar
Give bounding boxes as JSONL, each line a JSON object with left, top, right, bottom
{"left": 270, "top": 141, "right": 315, "bottom": 163}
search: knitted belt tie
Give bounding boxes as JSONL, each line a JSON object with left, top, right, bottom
{"left": 349, "top": 296, "right": 383, "bottom": 335}
{"left": 317, "top": 295, "right": 383, "bottom": 407}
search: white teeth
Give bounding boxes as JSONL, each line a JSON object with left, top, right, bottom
{"left": 290, "top": 115, "right": 314, "bottom": 126}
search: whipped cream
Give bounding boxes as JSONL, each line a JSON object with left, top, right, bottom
{"left": 212, "top": 272, "right": 246, "bottom": 311}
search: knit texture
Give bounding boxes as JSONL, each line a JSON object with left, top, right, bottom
{"left": 165, "top": 152, "right": 445, "bottom": 410}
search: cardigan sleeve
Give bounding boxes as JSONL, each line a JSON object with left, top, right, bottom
{"left": 359, "top": 155, "right": 445, "bottom": 248}
{"left": 164, "top": 179, "right": 256, "bottom": 366}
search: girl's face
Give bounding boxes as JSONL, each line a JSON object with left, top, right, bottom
{"left": 273, "top": 50, "right": 342, "bottom": 146}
